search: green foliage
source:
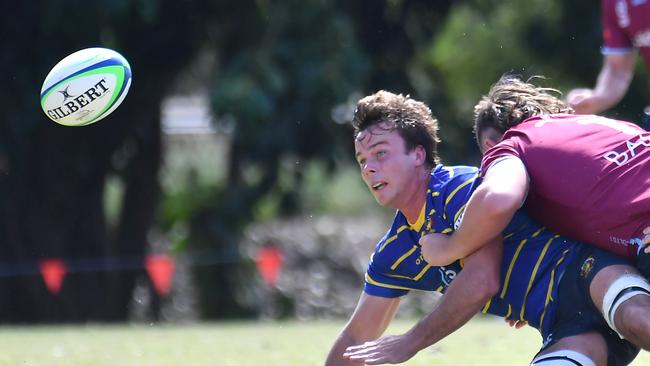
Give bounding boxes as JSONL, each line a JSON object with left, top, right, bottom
{"left": 428, "top": 1, "right": 563, "bottom": 118}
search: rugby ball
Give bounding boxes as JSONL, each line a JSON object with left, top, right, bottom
{"left": 40, "top": 47, "right": 132, "bottom": 126}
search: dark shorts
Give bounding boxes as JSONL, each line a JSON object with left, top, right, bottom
{"left": 539, "top": 245, "right": 640, "bottom": 366}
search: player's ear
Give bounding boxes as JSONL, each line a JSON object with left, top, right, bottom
{"left": 479, "top": 127, "right": 502, "bottom": 154}
{"left": 481, "top": 137, "right": 497, "bottom": 154}
{"left": 414, "top": 145, "right": 427, "bottom": 165}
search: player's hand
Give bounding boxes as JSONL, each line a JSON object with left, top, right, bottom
{"left": 505, "top": 318, "right": 527, "bottom": 329}
{"left": 642, "top": 227, "right": 650, "bottom": 254}
{"left": 566, "top": 88, "right": 596, "bottom": 114}
{"left": 343, "top": 334, "right": 418, "bottom": 365}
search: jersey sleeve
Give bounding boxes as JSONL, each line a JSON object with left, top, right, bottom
{"left": 438, "top": 170, "right": 480, "bottom": 231}
{"left": 480, "top": 136, "right": 523, "bottom": 178}
{"left": 363, "top": 264, "right": 411, "bottom": 298}
{"left": 601, "top": 0, "right": 634, "bottom": 54}
{"left": 362, "top": 218, "right": 412, "bottom": 298}
{"left": 363, "top": 212, "right": 449, "bottom": 297}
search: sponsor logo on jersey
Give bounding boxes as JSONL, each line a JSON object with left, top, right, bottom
{"left": 603, "top": 134, "right": 650, "bottom": 166}
{"left": 438, "top": 266, "right": 457, "bottom": 286}
{"left": 616, "top": 0, "right": 630, "bottom": 28}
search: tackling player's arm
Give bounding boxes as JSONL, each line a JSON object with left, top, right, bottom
{"left": 419, "top": 157, "right": 528, "bottom": 266}
{"left": 325, "top": 293, "right": 401, "bottom": 366}
{"left": 343, "top": 238, "right": 502, "bottom": 365}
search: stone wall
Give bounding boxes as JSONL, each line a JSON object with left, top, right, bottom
{"left": 242, "top": 214, "right": 440, "bottom": 320}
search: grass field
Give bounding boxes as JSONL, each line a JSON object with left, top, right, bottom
{"left": 0, "top": 318, "right": 648, "bottom": 365}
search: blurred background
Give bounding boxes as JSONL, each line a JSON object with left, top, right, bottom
{"left": 2, "top": 0, "right": 649, "bottom": 324}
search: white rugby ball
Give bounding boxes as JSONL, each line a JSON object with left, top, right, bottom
{"left": 40, "top": 47, "right": 132, "bottom": 126}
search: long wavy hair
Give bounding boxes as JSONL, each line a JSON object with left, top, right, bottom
{"left": 473, "top": 75, "right": 573, "bottom": 142}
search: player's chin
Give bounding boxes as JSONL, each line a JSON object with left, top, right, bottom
{"left": 372, "top": 190, "right": 391, "bottom": 207}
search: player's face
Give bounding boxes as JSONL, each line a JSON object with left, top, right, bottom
{"left": 355, "top": 124, "right": 424, "bottom": 208}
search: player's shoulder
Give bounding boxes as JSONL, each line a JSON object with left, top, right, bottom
{"left": 430, "top": 165, "right": 479, "bottom": 187}
{"left": 372, "top": 211, "right": 409, "bottom": 251}
{"left": 370, "top": 215, "right": 413, "bottom": 267}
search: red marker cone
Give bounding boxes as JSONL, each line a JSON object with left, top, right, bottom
{"left": 145, "top": 254, "right": 176, "bottom": 295}
{"left": 39, "top": 259, "right": 67, "bottom": 294}
{"left": 255, "top": 246, "right": 284, "bottom": 287}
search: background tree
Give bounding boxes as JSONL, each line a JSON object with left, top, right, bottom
{"left": 179, "top": 0, "right": 455, "bottom": 318}
{"left": 3, "top": 0, "right": 644, "bottom": 322}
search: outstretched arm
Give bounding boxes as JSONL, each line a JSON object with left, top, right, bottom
{"left": 343, "top": 238, "right": 502, "bottom": 364}
{"left": 419, "top": 157, "right": 528, "bottom": 266}
{"left": 566, "top": 53, "right": 635, "bottom": 114}
{"left": 325, "top": 293, "right": 401, "bottom": 366}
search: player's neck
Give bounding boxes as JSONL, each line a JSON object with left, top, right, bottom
{"left": 400, "top": 168, "right": 430, "bottom": 224}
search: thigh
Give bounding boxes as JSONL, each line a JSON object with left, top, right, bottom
{"left": 536, "top": 331, "right": 606, "bottom": 366}
{"left": 545, "top": 246, "right": 640, "bottom": 366}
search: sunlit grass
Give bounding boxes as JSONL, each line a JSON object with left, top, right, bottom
{"left": 0, "top": 319, "right": 647, "bottom": 365}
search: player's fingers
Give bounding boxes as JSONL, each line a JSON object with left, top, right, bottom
{"left": 345, "top": 342, "right": 376, "bottom": 352}
{"left": 642, "top": 234, "right": 650, "bottom": 245}
{"left": 345, "top": 351, "right": 380, "bottom": 362}
{"left": 364, "top": 356, "right": 389, "bottom": 365}
{"left": 362, "top": 352, "right": 400, "bottom": 365}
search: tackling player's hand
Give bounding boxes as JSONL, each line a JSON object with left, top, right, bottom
{"left": 636, "top": 227, "right": 650, "bottom": 278}
{"left": 642, "top": 227, "right": 650, "bottom": 253}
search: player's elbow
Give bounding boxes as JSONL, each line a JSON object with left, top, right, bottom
{"left": 476, "top": 272, "right": 500, "bottom": 301}
{"left": 479, "top": 186, "right": 522, "bottom": 221}
{"left": 465, "top": 264, "right": 500, "bottom": 301}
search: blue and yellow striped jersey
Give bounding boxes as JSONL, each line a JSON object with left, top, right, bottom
{"left": 364, "top": 165, "right": 578, "bottom": 339}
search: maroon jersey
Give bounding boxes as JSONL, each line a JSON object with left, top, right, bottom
{"left": 602, "top": 0, "right": 650, "bottom": 70}
{"left": 481, "top": 114, "right": 650, "bottom": 259}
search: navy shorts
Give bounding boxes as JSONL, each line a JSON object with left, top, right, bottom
{"left": 539, "top": 245, "right": 640, "bottom": 366}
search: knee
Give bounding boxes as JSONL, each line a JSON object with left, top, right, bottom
{"left": 616, "top": 298, "right": 650, "bottom": 348}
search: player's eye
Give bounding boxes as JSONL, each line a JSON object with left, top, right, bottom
{"left": 376, "top": 151, "right": 386, "bottom": 159}
{"left": 357, "top": 158, "right": 366, "bottom": 167}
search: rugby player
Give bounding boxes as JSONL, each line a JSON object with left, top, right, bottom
{"left": 566, "top": 0, "right": 650, "bottom": 129}
{"left": 324, "top": 90, "right": 650, "bottom": 366}
{"left": 421, "top": 75, "right": 650, "bottom": 276}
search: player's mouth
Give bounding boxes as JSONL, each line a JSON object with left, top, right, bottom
{"left": 372, "top": 182, "right": 387, "bottom": 191}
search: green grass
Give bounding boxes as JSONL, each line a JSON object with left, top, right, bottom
{"left": 0, "top": 319, "right": 647, "bottom": 365}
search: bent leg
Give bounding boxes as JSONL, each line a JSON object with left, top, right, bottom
{"left": 589, "top": 264, "right": 650, "bottom": 349}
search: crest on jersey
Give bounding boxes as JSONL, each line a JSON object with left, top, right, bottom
{"left": 580, "top": 256, "right": 596, "bottom": 278}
